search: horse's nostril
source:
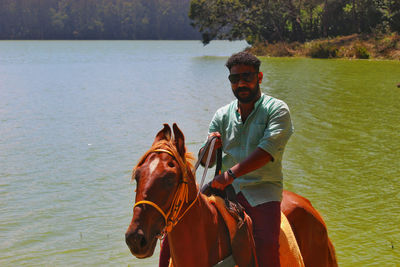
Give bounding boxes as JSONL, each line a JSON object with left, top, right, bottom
{"left": 136, "top": 229, "right": 147, "bottom": 247}
{"left": 125, "top": 229, "right": 147, "bottom": 249}
{"left": 140, "top": 234, "right": 147, "bottom": 247}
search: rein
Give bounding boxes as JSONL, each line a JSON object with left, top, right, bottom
{"left": 133, "top": 139, "right": 217, "bottom": 239}
{"left": 195, "top": 136, "right": 218, "bottom": 196}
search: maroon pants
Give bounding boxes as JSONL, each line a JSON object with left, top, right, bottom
{"left": 237, "top": 193, "right": 281, "bottom": 267}
{"left": 159, "top": 193, "right": 281, "bottom": 267}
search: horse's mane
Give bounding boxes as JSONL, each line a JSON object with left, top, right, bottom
{"left": 132, "top": 140, "right": 195, "bottom": 182}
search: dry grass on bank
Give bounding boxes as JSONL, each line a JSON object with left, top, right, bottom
{"left": 247, "top": 33, "right": 400, "bottom": 60}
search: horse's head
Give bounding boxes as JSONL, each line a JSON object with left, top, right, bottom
{"left": 125, "top": 123, "right": 195, "bottom": 258}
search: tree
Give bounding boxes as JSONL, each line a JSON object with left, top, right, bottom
{"left": 189, "top": 0, "right": 399, "bottom": 44}
{"left": 0, "top": 0, "right": 200, "bottom": 40}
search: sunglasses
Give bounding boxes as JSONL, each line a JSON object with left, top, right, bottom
{"left": 228, "top": 72, "right": 258, "bottom": 84}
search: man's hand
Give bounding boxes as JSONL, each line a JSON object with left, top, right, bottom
{"left": 208, "top": 132, "right": 222, "bottom": 150}
{"left": 210, "top": 148, "right": 273, "bottom": 190}
{"left": 211, "top": 171, "right": 234, "bottom": 190}
{"left": 200, "top": 132, "right": 222, "bottom": 167}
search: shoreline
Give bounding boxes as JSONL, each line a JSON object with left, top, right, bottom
{"left": 246, "top": 33, "right": 400, "bottom": 60}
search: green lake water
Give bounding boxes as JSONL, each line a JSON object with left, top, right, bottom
{"left": 0, "top": 41, "right": 399, "bottom": 266}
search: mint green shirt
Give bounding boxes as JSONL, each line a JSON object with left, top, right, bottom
{"left": 208, "top": 93, "right": 293, "bottom": 206}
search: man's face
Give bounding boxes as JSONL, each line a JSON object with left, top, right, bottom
{"left": 229, "top": 64, "right": 263, "bottom": 103}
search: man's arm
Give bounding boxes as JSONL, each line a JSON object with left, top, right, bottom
{"left": 211, "top": 147, "right": 272, "bottom": 190}
{"left": 212, "top": 101, "right": 293, "bottom": 190}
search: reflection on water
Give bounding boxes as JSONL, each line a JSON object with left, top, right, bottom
{"left": 0, "top": 41, "right": 399, "bottom": 266}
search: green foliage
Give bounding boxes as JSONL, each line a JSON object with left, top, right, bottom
{"left": 343, "top": 4, "right": 353, "bottom": 14}
{"left": 376, "top": 32, "right": 400, "bottom": 54}
{"left": 308, "top": 42, "right": 338, "bottom": 58}
{"left": 188, "top": 0, "right": 400, "bottom": 44}
{"left": 0, "top": 0, "right": 200, "bottom": 40}
{"left": 382, "top": 36, "right": 397, "bottom": 49}
{"left": 353, "top": 44, "right": 370, "bottom": 59}
{"left": 1, "top": 0, "right": 399, "bottom": 41}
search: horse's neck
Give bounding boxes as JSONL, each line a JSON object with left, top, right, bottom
{"left": 172, "top": 193, "right": 215, "bottom": 235}
{"left": 170, "top": 184, "right": 212, "bottom": 238}
{"left": 168, "top": 194, "right": 231, "bottom": 267}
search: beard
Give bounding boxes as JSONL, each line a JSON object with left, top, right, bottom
{"left": 233, "top": 83, "right": 260, "bottom": 103}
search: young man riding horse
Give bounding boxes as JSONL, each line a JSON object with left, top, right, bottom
{"left": 199, "top": 51, "right": 294, "bottom": 267}
{"left": 127, "top": 52, "right": 337, "bottom": 267}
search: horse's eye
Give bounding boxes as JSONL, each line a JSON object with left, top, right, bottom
{"left": 167, "top": 161, "right": 175, "bottom": 168}
{"left": 163, "top": 172, "right": 176, "bottom": 188}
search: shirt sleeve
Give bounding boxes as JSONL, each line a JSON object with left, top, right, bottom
{"left": 257, "top": 101, "right": 294, "bottom": 161}
{"left": 200, "top": 110, "right": 222, "bottom": 149}
{"left": 199, "top": 111, "right": 223, "bottom": 167}
{"left": 208, "top": 110, "right": 221, "bottom": 135}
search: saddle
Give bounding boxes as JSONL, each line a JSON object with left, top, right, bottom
{"left": 200, "top": 146, "right": 304, "bottom": 267}
{"left": 202, "top": 183, "right": 258, "bottom": 267}
{"left": 202, "top": 184, "right": 305, "bottom": 267}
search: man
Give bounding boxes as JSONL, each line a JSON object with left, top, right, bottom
{"left": 199, "top": 51, "right": 294, "bottom": 267}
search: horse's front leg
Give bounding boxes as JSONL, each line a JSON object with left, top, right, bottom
{"left": 159, "top": 237, "right": 171, "bottom": 267}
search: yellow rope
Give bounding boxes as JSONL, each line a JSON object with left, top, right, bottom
{"left": 153, "top": 149, "right": 174, "bottom": 157}
{"left": 134, "top": 200, "right": 168, "bottom": 225}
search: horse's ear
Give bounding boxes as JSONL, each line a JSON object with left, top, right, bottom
{"left": 172, "top": 123, "right": 185, "bottom": 158}
{"left": 153, "top": 124, "right": 172, "bottom": 145}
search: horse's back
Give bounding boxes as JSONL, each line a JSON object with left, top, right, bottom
{"left": 281, "top": 190, "right": 338, "bottom": 267}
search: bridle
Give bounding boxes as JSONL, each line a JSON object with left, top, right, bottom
{"left": 133, "top": 138, "right": 218, "bottom": 239}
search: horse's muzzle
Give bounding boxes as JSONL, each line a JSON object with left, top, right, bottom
{"left": 125, "top": 227, "right": 156, "bottom": 258}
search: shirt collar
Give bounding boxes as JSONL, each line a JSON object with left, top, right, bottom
{"left": 235, "top": 93, "right": 265, "bottom": 112}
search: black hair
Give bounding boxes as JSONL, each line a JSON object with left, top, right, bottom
{"left": 225, "top": 52, "right": 261, "bottom": 72}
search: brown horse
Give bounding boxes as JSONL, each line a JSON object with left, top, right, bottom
{"left": 281, "top": 191, "right": 338, "bottom": 267}
{"left": 125, "top": 123, "right": 337, "bottom": 267}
